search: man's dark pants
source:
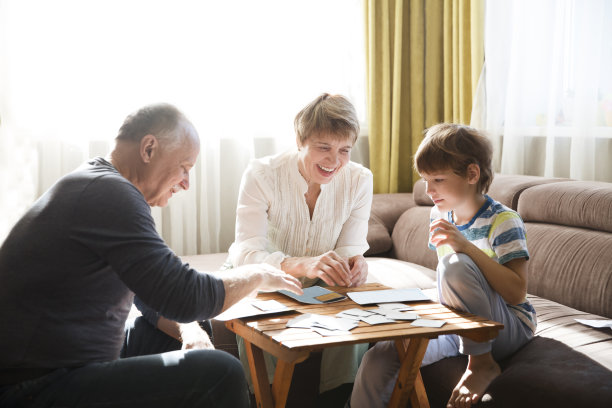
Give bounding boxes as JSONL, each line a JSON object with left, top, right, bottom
{"left": 0, "top": 317, "right": 250, "bottom": 407}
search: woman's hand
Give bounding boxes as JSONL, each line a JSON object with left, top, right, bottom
{"left": 348, "top": 255, "right": 368, "bottom": 287}
{"left": 429, "top": 219, "right": 471, "bottom": 253}
{"left": 282, "top": 251, "right": 352, "bottom": 287}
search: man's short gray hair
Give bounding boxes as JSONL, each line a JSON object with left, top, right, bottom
{"left": 116, "top": 103, "right": 192, "bottom": 150}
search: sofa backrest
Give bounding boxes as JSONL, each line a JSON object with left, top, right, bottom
{"left": 517, "top": 181, "right": 612, "bottom": 317}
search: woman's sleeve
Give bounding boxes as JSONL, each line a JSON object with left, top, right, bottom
{"left": 228, "top": 161, "right": 288, "bottom": 269}
{"left": 334, "top": 166, "right": 373, "bottom": 258}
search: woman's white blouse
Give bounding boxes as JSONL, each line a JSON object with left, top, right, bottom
{"left": 228, "top": 150, "right": 373, "bottom": 285}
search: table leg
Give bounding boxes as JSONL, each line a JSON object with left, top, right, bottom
{"left": 244, "top": 339, "right": 274, "bottom": 408}
{"left": 271, "top": 359, "right": 297, "bottom": 408}
{"left": 388, "top": 338, "right": 430, "bottom": 408}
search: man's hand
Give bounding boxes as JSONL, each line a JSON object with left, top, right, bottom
{"left": 253, "top": 263, "right": 304, "bottom": 295}
{"left": 429, "top": 219, "right": 471, "bottom": 253}
{"left": 156, "top": 317, "right": 214, "bottom": 350}
{"left": 219, "top": 263, "right": 303, "bottom": 312}
{"left": 347, "top": 255, "right": 368, "bottom": 287}
{"left": 179, "top": 321, "right": 214, "bottom": 350}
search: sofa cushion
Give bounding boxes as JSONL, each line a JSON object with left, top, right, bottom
{"left": 525, "top": 223, "right": 612, "bottom": 318}
{"left": 391, "top": 207, "right": 439, "bottom": 270}
{"left": 365, "top": 218, "right": 393, "bottom": 256}
{"left": 369, "top": 193, "right": 416, "bottom": 232}
{"left": 365, "top": 257, "right": 436, "bottom": 290}
{"left": 421, "top": 294, "right": 612, "bottom": 408}
{"left": 528, "top": 294, "right": 612, "bottom": 369}
{"left": 518, "top": 180, "right": 612, "bottom": 233}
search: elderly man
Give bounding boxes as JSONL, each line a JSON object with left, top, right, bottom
{"left": 0, "top": 103, "right": 302, "bottom": 407}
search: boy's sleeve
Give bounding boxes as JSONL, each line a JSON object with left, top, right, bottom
{"left": 490, "top": 211, "right": 530, "bottom": 265}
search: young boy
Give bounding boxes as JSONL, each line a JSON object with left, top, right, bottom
{"left": 349, "top": 123, "right": 536, "bottom": 408}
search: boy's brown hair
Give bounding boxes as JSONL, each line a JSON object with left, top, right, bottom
{"left": 414, "top": 123, "right": 493, "bottom": 194}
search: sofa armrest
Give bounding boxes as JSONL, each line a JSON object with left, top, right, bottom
{"left": 365, "top": 193, "right": 416, "bottom": 256}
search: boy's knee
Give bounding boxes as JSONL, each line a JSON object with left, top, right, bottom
{"left": 438, "top": 253, "right": 478, "bottom": 281}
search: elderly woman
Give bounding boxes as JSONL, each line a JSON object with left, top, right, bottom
{"left": 227, "top": 93, "right": 373, "bottom": 401}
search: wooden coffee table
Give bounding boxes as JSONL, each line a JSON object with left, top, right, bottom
{"left": 225, "top": 283, "right": 503, "bottom": 408}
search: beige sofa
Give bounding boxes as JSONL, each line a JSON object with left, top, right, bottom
{"left": 182, "top": 174, "right": 612, "bottom": 407}
{"left": 364, "top": 174, "right": 612, "bottom": 407}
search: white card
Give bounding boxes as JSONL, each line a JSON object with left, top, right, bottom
{"left": 340, "top": 308, "right": 376, "bottom": 317}
{"left": 335, "top": 311, "right": 362, "bottom": 321}
{"left": 385, "top": 311, "right": 419, "bottom": 321}
{"left": 347, "top": 288, "right": 430, "bottom": 305}
{"left": 362, "top": 314, "right": 395, "bottom": 325}
{"left": 286, "top": 313, "right": 319, "bottom": 328}
{"left": 287, "top": 313, "right": 358, "bottom": 331}
{"left": 251, "top": 300, "right": 288, "bottom": 312}
{"left": 411, "top": 319, "right": 446, "bottom": 328}
{"left": 376, "top": 303, "right": 414, "bottom": 311}
{"left": 333, "top": 317, "right": 359, "bottom": 331}
{"left": 313, "top": 327, "right": 352, "bottom": 337}
{"left": 575, "top": 318, "right": 612, "bottom": 329}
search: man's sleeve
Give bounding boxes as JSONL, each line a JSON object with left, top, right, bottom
{"left": 71, "top": 176, "right": 225, "bottom": 323}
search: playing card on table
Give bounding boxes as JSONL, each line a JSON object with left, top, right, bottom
{"left": 411, "top": 319, "right": 446, "bottom": 328}
{"left": 361, "top": 314, "right": 395, "bottom": 325}
{"left": 376, "top": 303, "right": 414, "bottom": 311}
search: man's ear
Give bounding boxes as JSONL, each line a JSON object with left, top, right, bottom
{"left": 467, "top": 163, "right": 481, "bottom": 185}
{"left": 140, "top": 135, "right": 158, "bottom": 163}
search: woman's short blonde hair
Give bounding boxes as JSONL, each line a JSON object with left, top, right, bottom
{"left": 294, "top": 93, "right": 360, "bottom": 145}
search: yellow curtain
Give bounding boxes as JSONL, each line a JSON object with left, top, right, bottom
{"left": 366, "top": 0, "right": 484, "bottom": 193}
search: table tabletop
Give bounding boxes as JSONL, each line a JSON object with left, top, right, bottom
{"left": 225, "top": 283, "right": 503, "bottom": 408}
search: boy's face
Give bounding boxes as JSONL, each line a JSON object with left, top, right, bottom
{"left": 419, "top": 168, "right": 477, "bottom": 214}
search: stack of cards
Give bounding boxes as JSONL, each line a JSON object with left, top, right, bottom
{"left": 251, "top": 300, "right": 290, "bottom": 313}
{"left": 335, "top": 307, "right": 421, "bottom": 325}
{"left": 284, "top": 303, "right": 447, "bottom": 336}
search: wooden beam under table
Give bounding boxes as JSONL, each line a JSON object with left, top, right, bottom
{"left": 388, "top": 337, "right": 431, "bottom": 408}
{"left": 244, "top": 339, "right": 274, "bottom": 408}
{"left": 242, "top": 338, "right": 310, "bottom": 408}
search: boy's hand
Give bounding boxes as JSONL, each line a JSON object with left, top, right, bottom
{"left": 429, "top": 219, "right": 471, "bottom": 253}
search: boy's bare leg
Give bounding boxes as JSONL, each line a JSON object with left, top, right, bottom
{"left": 447, "top": 352, "right": 501, "bottom": 408}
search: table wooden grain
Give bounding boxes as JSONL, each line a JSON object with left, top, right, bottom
{"left": 225, "top": 283, "right": 503, "bottom": 408}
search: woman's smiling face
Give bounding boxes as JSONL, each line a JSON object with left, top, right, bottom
{"left": 297, "top": 133, "right": 353, "bottom": 185}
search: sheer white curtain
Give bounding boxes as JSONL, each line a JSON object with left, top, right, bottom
{"left": 0, "top": 0, "right": 367, "bottom": 253}
{"left": 473, "top": 0, "right": 612, "bottom": 181}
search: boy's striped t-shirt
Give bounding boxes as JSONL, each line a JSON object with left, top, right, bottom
{"left": 429, "top": 195, "right": 537, "bottom": 332}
